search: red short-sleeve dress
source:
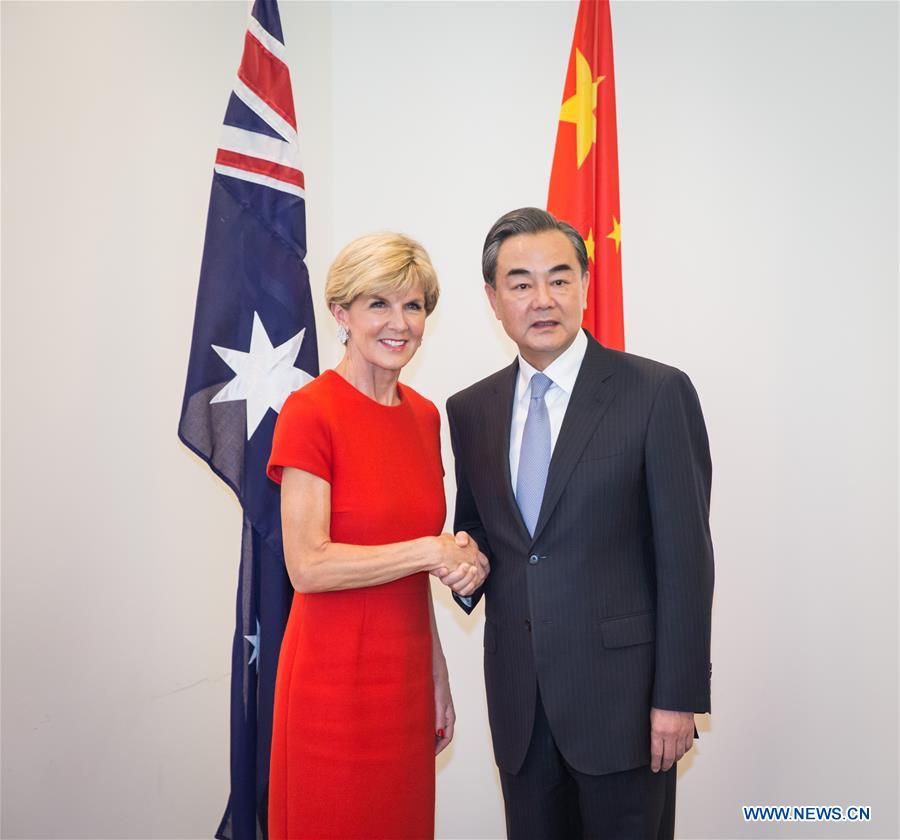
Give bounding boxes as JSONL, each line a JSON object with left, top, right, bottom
{"left": 266, "top": 369, "right": 446, "bottom": 840}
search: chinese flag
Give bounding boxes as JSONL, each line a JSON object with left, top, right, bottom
{"left": 547, "top": 0, "right": 623, "bottom": 349}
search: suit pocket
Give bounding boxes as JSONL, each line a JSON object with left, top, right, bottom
{"left": 599, "top": 610, "right": 655, "bottom": 648}
{"left": 484, "top": 619, "right": 498, "bottom": 654}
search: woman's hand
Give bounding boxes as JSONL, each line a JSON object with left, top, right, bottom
{"left": 433, "top": 531, "right": 490, "bottom": 596}
{"left": 433, "top": 664, "right": 455, "bottom": 756}
{"left": 428, "top": 532, "right": 482, "bottom": 577}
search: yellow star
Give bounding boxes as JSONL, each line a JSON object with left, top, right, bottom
{"left": 585, "top": 228, "right": 595, "bottom": 263}
{"left": 606, "top": 216, "right": 621, "bottom": 253}
{"left": 559, "top": 49, "right": 604, "bottom": 168}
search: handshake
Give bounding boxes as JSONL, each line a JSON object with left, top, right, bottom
{"left": 429, "top": 531, "right": 490, "bottom": 597}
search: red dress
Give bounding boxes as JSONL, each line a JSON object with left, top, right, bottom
{"left": 266, "top": 369, "right": 445, "bottom": 840}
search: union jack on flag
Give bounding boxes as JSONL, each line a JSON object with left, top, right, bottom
{"left": 178, "top": 1, "right": 317, "bottom": 838}
{"left": 214, "top": 3, "right": 305, "bottom": 198}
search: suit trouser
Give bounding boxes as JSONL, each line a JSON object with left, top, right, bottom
{"left": 499, "top": 688, "right": 676, "bottom": 840}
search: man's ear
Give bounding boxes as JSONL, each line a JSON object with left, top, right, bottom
{"left": 485, "top": 283, "right": 501, "bottom": 320}
{"left": 581, "top": 271, "right": 590, "bottom": 311}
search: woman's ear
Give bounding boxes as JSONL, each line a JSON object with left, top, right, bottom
{"left": 330, "top": 302, "right": 348, "bottom": 326}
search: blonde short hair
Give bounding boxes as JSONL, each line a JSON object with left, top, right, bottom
{"left": 325, "top": 232, "right": 440, "bottom": 315}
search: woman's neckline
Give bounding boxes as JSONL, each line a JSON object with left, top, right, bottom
{"left": 323, "top": 368, "right": 406, "bottom": 409}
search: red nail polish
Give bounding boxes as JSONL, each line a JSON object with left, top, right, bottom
{"left": 436, "top": 728, "right": 444, "bottom": 738}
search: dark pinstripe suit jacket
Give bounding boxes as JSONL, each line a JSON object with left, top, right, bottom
{"left": 446, "top": 331, "right": 714, "bottom": 776}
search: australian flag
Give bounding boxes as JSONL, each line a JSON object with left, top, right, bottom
{"left": 177, "top": 2, "right": 317, "bottom": 837}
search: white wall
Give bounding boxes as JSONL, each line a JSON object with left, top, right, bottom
{"left": 2, "top": 2, "right": 897, "bottom": 838}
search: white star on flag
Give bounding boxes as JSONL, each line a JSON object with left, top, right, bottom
{"left": 244, "top": 618, "right": 261, "bottom": 669}
{"left": 210, "top": 311, "right": 313, "bottom": 439}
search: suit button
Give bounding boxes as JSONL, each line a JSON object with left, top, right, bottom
{"left": 528, "top": 554, "right": 539, "bottom": 565}
{"left": 525, "top": 619, "right": 532, "bottom": 632}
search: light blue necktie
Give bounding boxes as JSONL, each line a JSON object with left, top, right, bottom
{"left": 515, "top": 372, "right": 553, "bottom": 536}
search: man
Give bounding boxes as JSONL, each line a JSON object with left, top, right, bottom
{"left": 445, "top": 208, "right": 713, "bottom": 839}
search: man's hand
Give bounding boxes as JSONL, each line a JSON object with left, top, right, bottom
{"left": 649, "top": 707, "right": 695, "bottom": 772}
{"left": 436, "top": 531, "right": 490, "bottom": 596}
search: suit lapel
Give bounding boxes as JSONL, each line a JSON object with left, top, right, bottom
{"left": 487, "top": 359, "right": 532, "bottom": 545}
{"left": 529, "top": 335, "right": 617, "bottom": 547}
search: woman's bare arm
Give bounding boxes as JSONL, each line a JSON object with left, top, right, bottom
{"left": 429, "top": 585, "right": 455, "bottom": 754}
{"left": 280, "top": 466, "right": 479, "bottom": 593}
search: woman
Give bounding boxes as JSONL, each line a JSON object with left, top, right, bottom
{"left": 266, "top": 232, "right": 488, "bottom": 840}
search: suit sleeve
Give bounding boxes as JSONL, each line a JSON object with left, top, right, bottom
{"left": 645, "top": 369, "right": 714, "bottom": 713}
{"left": 446, "top": 397, "right": 492, "bottom": 615}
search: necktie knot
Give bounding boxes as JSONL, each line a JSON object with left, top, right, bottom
{"left": 530, "top": 373, "right": 553, "bottom": 401}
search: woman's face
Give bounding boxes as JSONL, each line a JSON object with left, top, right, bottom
{"left": 334, "top": 284, "right": 427, "bottom": 373}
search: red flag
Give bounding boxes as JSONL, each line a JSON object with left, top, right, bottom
{"left": 547, "top": 0, "right": 623, "bottom": 349}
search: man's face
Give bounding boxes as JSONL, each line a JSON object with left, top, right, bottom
{"left": 485, "top": 230, "right": 589, "bottom": 370}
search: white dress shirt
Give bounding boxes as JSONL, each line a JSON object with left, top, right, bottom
{"left": 455, "top": 330, "right": 588, "bottom": 609}
{"left": 509, "top": 327, "right": 588, "bottom": 490}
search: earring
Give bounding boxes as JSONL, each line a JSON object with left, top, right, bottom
{"left": 337, "top": 324, "right": 349, "bottom": 345}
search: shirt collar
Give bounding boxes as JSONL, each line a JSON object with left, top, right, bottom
{"left": 516, "top": 328, "right": 588, "bottom": 400}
